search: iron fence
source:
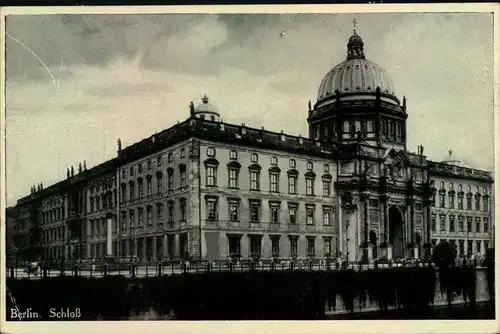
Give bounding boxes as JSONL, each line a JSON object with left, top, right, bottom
{"left": 6, "top": 257, "right": 484, "bottom": 280}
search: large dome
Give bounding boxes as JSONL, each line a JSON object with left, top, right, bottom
{"left": 316, "top": 31, "right": 399, "bottom": 107}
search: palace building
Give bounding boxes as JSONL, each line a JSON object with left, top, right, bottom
{"left": 11, "top": 28, "right": 494, "bottom": 264}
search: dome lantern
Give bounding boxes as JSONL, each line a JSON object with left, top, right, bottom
{"left": 193, "top": 94, "right": 221, "bottom": 122}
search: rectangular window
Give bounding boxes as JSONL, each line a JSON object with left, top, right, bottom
{"left": 323, "top": 164, "right": 329, "bottom": 173}
{"left": 288, "top": 205, "right": 297, "bottom": 224}
{"left": 270, "top": 204, "right": 280, "bottom": 224}
{"left": 439, "top": 192, "right": 445, "bottom": 208}
{"left": 307, "top": 161, "right": 313, "bottom": 170}
{"left": 228, "top": 236, "right": 241, "bottom": 257}
{"left": 229, "top": 169, "right": 239, "bottom": 189}
{"left": 157, "top": 173, "right": 163, "bottom": 193}
{"left": 156, "top": 204, "right": 163, "bottom": 223}
{"left": 306, "top": 177, "right": 314, "bottom": 196}
{"left": 120, "top": 211, "right": 127, "bottom": 230}
{"left": 229, "top": 150, "right": 238, "bottom": 160}
{"left": 167, "top": 170, "right": 174, "bottom": 192}
{"left": 176, "top": 200, "right": 184, "bottom": 221}
{"left": 250, "top": 201, "right": 260, "bottom": 223}
{"left": 229, "top": 201, "right": 239, "bottom": 221}
{"left": 458, "top": 216, "right": 464, "bottom": 232}
{"left": 180, "top": 148, "right": 186, "bottom": 158}
{"left": 448, "top": 193, "right": 454, "bottom": 209}
{"left": 271, "top": 237, "right": 280, "bottom": 257}
{"left": 180, "top": 167, "right": 187, "bottom": 188}
{"left": 138, "top": 164, "right": 143, "bottom": 174}
{"left": 307, "top": 238, "right": 315, "bottom": 256}
{"left": 289, "top": 237, "right": 298, "bottom": 256}
{"left": 138, "top": 208, "right": 144, "bottom": 226}
{"left": 467, "top": 217, "right": 472, "bottom": 233}
{"left": 167, "top": 202, "right": 174, "bottom": 223}
{"left": 449, "top": 216, "right": 455, "bottom": 232}
{"left": 323, "top": 179, "right": 331, "bottom": 196}
{"left": 288, "top": 175, "right": 297, "bottom": 194}
{"left": 483, "top": 218, "right": 489, "bottom": 233}
{"left": 147, "top": 206, "right": 152, "bottom": 225}
{"left": 306, "top": 206, "right": 315, "bottom": 225}
{"left": 157, "top": 156, "right": 162, "bottom": 167}
{"left": 467, "top": 240, "right": 473, "bottom": 256}
{"left": 138, "top": 179, "right": 144, "bottom": 198}
{"left": 207, "top": 147, "right": 216, "bottom": 157}
{"left": 250, "top": 236, "right": 262, "bottom": 257}
{"left": 466, "top": 196, "right": 472, "bottom": 210}
{"left": 289, "top": 159, "right": 296, "bottom": 168}
{"left": 439, "top": 215, "right": 445, "bottom": 232}
{"left": 130, "top": 167, "right": 134, "bottom": 177}
{"left": 206, "top": 199, "right": 217, "bottom": 221}
{"left": 431, "top": 215, "right": 436, "bottom": 232}
{"left": 270, "top": 156, "right": 278, "bottom": 166}
{"left": 270, "top": 173, "right": 279, "bottom": 192}
{"left": 367, "top": 120, "right": 373, "bottom": 132}
{"left": 323, "top": 208, "right": 331, "bottom": 226}
{"left": 147, "top": 161, "right": 151, "bottom": 170}
{"left": 323, "top": 237, "right": 332, "bottom": 257}
{"left": 251, "top": 153, "right": 258, "bottom": 163}
{"left": 458, "top": 195, "right": 464, "bottom": 210}
{"left": 250, "top": 171, "right": 260, "bottom": 191}
{"left": 168, "top": 153, "right": 173, "bottom": 163}
{"left": 206, "top": 166, "right": 217, "bottom": 187}
{"left": 129, "top": 210, "right": 135, "bottom": 228}
{"left": 476, "top": 218, "right": 481, "bottom": 233}
{"left": 147, "top": 178, "right": 152, "bottom": 196}
{"left": 458, "top": 240, "right": 464, "bottom": 256}
{"left": 483, "top": 197, "right": 489, "bottom": 212}
{"left": 475, "top": 196, "right": 481, "bottom": 211}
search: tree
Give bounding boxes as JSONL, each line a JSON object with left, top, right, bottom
{"left": 431, "top": 241, "right": 457, "bottom": 268}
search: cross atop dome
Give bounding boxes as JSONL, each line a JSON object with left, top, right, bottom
{"left": 347, "top": 22, "right": 365, "bottom": 60}
{"left": 202, "top": 94, "right": 209, "bottom": 103}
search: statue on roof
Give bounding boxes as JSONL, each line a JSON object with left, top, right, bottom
{"left": 66, "top": 168, "right": 70, "bottom": 179}
{"left": 403, "top": 95, "right": 407, "bottom": 108}
{"left": 117, "top": 138, "right": 122, "bottom": 151}
{"left": 78, "top": 162, "right": 82, "bottom": 173}
{"left": 84, "top": 160, "right": 87, "bottom": 170}
{"left": 189, "top": 101, "right": 195, "bottom": 117}
{"left": 308, "top": 100, "right": 312, "bottom": 111}
{"left": 71, "top": 166, "right": 74, "bottom": 177}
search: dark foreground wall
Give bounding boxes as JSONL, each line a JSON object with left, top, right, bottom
{"left": 5, "top": 266, "right": 488, "bottom": 321}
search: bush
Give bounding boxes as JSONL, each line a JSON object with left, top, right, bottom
{"left": 432, "top": 241, "right": 457, "bottom": 268}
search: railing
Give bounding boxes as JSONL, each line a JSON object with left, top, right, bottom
{"left": 6, "top": 257, "right": 485, "bottom": 280}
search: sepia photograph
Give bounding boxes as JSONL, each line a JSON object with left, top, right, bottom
{"left": 1, "top": 4, "right": 498, "bottom": 333}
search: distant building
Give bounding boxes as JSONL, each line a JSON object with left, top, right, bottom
{"left": 428, "top": 150, "right": 494, "bottom": 257}
{"left": 13, "top": 28, "right": 494, "bottom": 264}
{"left": 5, "top": 207, "right": 19, "bottom": 265}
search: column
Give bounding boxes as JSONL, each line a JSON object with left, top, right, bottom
{"left": 163, "top": 235, "right": 167, "bottom": 258}
{"left": 106, "top": 217, "right": 113, "bottom": 256}
{"left": 133, "top": 238, "right": 138, "bottom": 257}
{"left": 175, "top": 234, "right": 180, "bottom": 258}
{"left": 142, "top": 236, "right": 147, "bottom": 261}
